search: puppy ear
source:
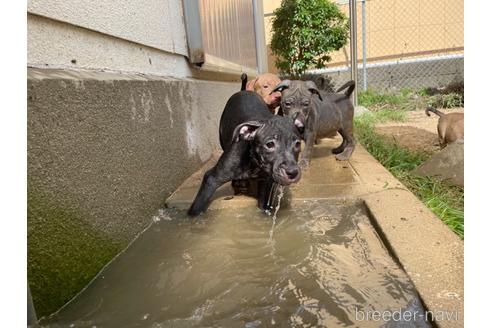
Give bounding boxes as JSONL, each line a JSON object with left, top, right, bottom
{"left": 246, "top": 78, "right": 258, "bottom": 91}
{"left": 306, "top": 81, "right": 323, "bottom": 101}
{"left": 271, "top": 80, "right": 291, "bottom": 94}
{"left": 232, "top": 121, "right": 264, "bottom": 142}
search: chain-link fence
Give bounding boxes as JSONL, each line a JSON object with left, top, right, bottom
{"left": 306, "top": 0, "right": 464, "bottom": 93}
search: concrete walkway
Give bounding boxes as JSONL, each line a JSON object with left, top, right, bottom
{"left": 166, "top": 138, "right": 463, "bottom": 328}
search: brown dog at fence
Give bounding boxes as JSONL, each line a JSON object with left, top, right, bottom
{"left": 425, "top": 107, "right": 464, "bottom": 148}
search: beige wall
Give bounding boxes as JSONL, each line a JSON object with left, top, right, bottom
{"left": 27, "top": 0, "right": 193, "bottom": 77}
{"left": 264, "top": 0, "right": 464, "bottom": 72}
{"left": 27, "top": 0, "right": 188, "bottom": 55}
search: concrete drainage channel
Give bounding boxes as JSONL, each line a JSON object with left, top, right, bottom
{"left": 40, "top": 139, "right": 463, "bottom": 328}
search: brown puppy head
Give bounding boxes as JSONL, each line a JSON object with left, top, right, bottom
{"left": 246, "top": 73, "right": 282, "bottom": 112}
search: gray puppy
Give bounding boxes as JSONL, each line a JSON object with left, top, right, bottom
{"left": 272, "top": 80, "right": 356, "bottom": 168}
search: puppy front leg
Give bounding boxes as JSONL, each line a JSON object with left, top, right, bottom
{"left": 188, "top": 167, "right": 229, "bottom": 217}
{"left": 188, "top": 150, "right": 240, "bottom": 217}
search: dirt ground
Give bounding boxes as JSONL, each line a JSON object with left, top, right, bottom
{"left": 375, "top": 107, "right": 464, "bottom": 154}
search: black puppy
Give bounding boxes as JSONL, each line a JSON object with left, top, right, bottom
{"left": 188, "top": 91, "right": 304, "bottom": 217}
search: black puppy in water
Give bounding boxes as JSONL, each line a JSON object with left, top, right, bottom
{"left": 188, "top": 91, "right": 305, "bottom": 217}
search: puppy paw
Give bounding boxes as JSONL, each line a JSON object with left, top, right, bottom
{"left": 187, "top": 205, "right": 203, "bottom": 217}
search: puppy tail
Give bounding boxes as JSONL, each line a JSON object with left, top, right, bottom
{"left": 425, "top": 106, "right": 444, "bottom": 117}
{"left": 240, "top": 73, "right": 248, "bottom": 91}
{"left": 336, "top": 80, "right": 356, "bottom": 98}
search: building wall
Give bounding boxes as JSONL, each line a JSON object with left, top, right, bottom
{"left": 27, "top": 0, "right": 191, "bottom": 76}
{"left": 28, "top": 0, "right": 188, "bottom": 55}
{"left": 28, "top": 14, "right": 193, "bottom": 77}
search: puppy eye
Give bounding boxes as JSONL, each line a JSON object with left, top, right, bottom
{"left": 295, "top": 141, "right": 302, "bottom": 149}
{"left": 263, "top": 85, "right": 269, "bottom": 89}
{"left": 266, "top": 141, "right": 275, "bottom": 149}
{"left": 285, "top": 102, "right": 291, "bottom": 106}
{"left": 303, "top": 100, "right": 309, "bottom": 106}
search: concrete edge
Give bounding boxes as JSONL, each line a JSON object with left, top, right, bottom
{"left": 350, "top": 148, "right": 464, "bottom": 328}
{"left": 27, "top": 66, "right": 243, "bottom": 85}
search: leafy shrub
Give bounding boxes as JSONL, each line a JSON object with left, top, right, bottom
{"left": 270, "top": 0, "right": 349, "bottom": 77}
{"left": 427, "top": 93, "right": 464, "bottom": 108}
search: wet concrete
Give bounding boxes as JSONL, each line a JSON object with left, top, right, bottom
{"left": 166, "top": 138, "right": 464, "bottom": 328}
{"left": 166, "top": 138, "right": 401, "bottom": 209}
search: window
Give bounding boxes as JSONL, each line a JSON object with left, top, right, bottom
{"left": 183, "top": 0, "right": 267, "bottom": 75}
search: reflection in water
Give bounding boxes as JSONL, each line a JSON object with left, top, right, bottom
{"left": 43, "top": 201, "right": 429, "bottom": 328}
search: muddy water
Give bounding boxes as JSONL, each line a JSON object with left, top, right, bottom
{"left": 44, "top": 201, "right": 429, "bottom": 328}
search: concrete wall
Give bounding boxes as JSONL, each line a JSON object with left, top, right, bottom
{"left": 27, "top": 68, "right": 238, "bottom": 317}
{"left": 317, "top": 56, "right": 464, "bottom": 91}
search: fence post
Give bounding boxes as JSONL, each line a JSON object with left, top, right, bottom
{"left": 361, "top": 0, "right": 367, "bottom": 91}
{"left": 349, "top": 0, "right": 358, "bottom": 106}
{"left": 253, "top": 0, "right": 268, "bottom": 74}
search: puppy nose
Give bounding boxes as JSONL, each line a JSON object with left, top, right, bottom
{"left": 285, "top": 167, "right": 299, "bottom": 180}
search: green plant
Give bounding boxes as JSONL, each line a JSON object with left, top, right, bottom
{"left": 356, "top": 108, "right": 407, "bottom": 126}
{"left": 358, "top": 90, "right": 408, "bottom": 108}
{"left": 427, "top": 93, "right": 464, "bottom": 108}
{"left": 270, "top": 0, "right": 349, "bottom": 77}
{"left": 358, "top": 88, "right": 466, "bottom": 112}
